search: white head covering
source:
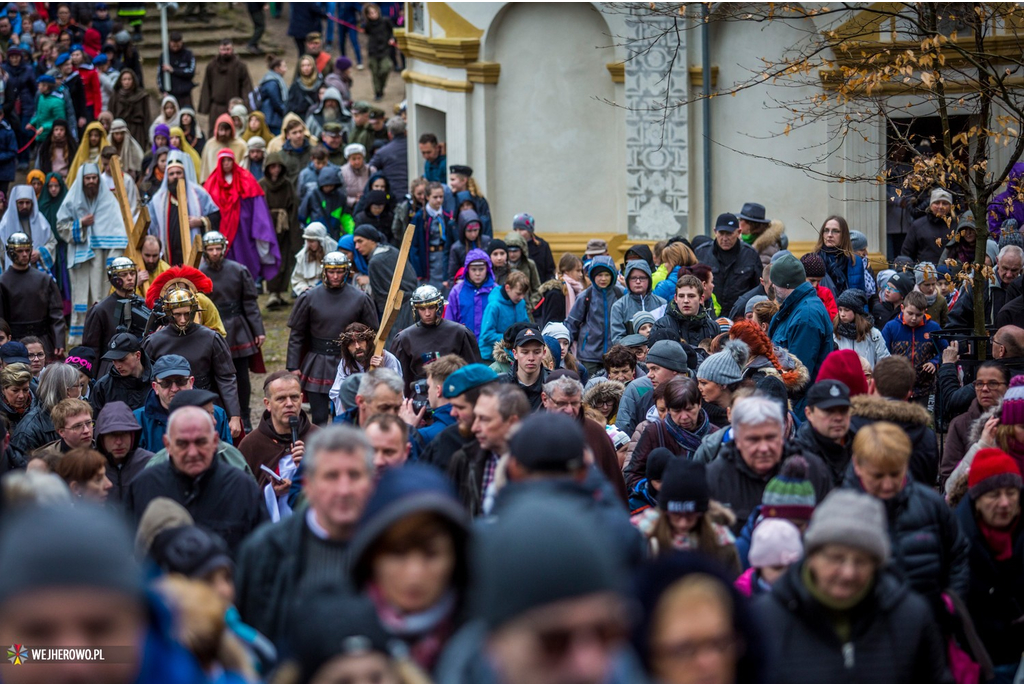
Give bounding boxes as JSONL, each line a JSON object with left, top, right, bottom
{"left": 344, "top": 143, "right": 366, "bottom": 159}
{"left": 56, "top": 164, "right": 126, "bottom": 266}
{"left": 0, "top": 185, "right": 53, "bottom": 269}
{"left": 246, "top": 136, "right": 266, "bottom": 151}
{"left": 147, "top": 152, "right": 219, "bottom": 256}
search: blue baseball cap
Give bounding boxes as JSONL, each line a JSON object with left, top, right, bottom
{"left": 152, "top": 354, "right": 191, "bottom": 380}
{"left": 0, "top": 341, "right": 29, "bottom": 365}
{"left": 442, "top": 363, "right": 498, "bottom": 399}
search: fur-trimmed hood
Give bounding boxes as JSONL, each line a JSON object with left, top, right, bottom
{"left": 706, "top": 499, "right": 738, "bottom": 529}
{"left": 851, "top": 393, "right": 932, "bottom": 427}
{"left": 492, "top": 341, "right": 512, "bottom": 365}
{"left": 746, "top": 346, "right": 810, "bottom": 391}
{"left": 584, "top": 380, "right": 626, "bottom": 408}
{"left": 752, "top": 219, "right": 786, "bottom": 254}
{"left": 968, "top": 402, "right": 1001, "bottom": 445}
{"left": 537, "top": 278, "right": 566, "bottom": 297}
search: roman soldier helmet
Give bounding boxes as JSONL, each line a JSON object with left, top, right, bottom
{"left": 106, "top": 256, "right": 137, "bottom": 288}
{"left": 321, "top": 251, "right": 351, "bottom": 285}
{"left": 5, "top": 232, "right": 31, "bottom": 259}
{"left": 162, "top": 284, "right": 200, "bottom": 333}
{"left": 411, "top": 284, "right": 444, "bottom": 325}
{"left": 147, "top": 266, "right": 212, "bottom": 334}
{"left": 202, "top": 231, "right": 228, "bottom": 249}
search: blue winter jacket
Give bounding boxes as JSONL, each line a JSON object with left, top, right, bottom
{"left": 478, "top": 283, "right": 528, "bottom": 361}
{"left": 444, "top": 248, "right": 495, "bottom": 338}
{"left": 258, "top": 72, "right": 288, "bottom": 134}
{"left": 134, "top": 390, "right": 232, "bottom": 452}
{"left": 565, "top": 256, "right": 624, "bottom": 363}
{"left": 768, "top": 281, "right": 834, "bottom": 390}
{"left": 409, "top": 205, "right": 453, "bottom": 282}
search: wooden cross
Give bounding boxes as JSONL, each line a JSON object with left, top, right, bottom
{"left": 175, "top": 178, "right": 193, "bottom": 266}
{"left": 372, "top": 224, "right": 415, "bottom": 364}
{"left": 108, "top": 154, "right": 149, "bottom": 263}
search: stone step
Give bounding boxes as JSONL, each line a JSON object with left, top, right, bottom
{"left": 139, "top": 36, "right": 284, "bottom": 62}
{"left": 138, "top": 16, "right": 240, "bottom": 35}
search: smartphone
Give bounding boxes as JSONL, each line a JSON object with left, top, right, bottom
{"left": 260, "top": 464, "right": 285, "bottom": 483}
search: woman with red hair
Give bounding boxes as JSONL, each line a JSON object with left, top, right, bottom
{"left": 729, "top": 319, "right": 808, "bottom": 396}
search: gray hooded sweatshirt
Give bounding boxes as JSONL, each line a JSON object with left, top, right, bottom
{"left": 609, "top": 260, "right": 665, "bottom": 343}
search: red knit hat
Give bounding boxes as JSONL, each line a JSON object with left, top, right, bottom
{"left": 968, "top": 448, "right": 1023, "bottom": 499}
{"left": 815, "top": 349, "right": 869, "bottom": 397}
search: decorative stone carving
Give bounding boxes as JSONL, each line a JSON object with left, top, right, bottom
{"left": 624, "top": 11, "right": 689, "bottom": 239}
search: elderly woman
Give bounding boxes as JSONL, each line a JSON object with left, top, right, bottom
{"left": 757, "top": 489, "right": 951, "bottom": 682}
{"left": 956, "top": 448, "right": 1024, "bottom": 681}
{"left": 846, "top": 421, "right": 969, "bottom": 613}
{"left": 0, "top": 362, "right": 34, "bottom": 431}
{"left": 706, "top": 396, "right": 832, "bottom": 533}
{"left": 10, "top": 363, "right": 84, "bottom": 455}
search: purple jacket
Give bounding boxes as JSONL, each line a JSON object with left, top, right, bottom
{"left": 444, "top": 248, "right": 495, "bottom": 338}
{"left": 987, "top": 162, "right": 1024, "bottom": 238}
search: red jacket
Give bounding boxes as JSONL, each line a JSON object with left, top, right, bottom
{"left": 814, "top": 283, "right": 838, "bottom": 319}
{"left": 76, "top": 64, "right": 101, "bottom": 120}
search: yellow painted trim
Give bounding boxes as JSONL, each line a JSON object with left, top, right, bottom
{"left": 401, "top": 69, "right": 474, "bottom": 93}
{"left": 394, "top": 28, "right": 480, "bottom": 67}
{"left": 427, "top": 2, "right": 483, "bottom": 39}
{"left": 688, "top": 65, "right": 719, "bottom": 88}
{"left": 607, "top": 62, "right": 624, "bottom": 83}
{"left": 820, "top": 70, "right": 1024, "bottom": 94}
{"left": 466, "top": 61, "right": 500, "bottom": 84}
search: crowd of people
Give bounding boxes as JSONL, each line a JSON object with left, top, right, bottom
{"left": 4, "top": 2, "right": 1024, "bottom": 685}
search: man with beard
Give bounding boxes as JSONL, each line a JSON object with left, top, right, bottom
{"left": 141, "top": 280, "right": 243, "bottom": 440}
{"left": 393, "top": 284, "right": 480, "bottom": 394}
{"left": 304, "top": 87, "right": 349, "bottom": 140}
{"left": 243, "top": 136, "right": 266, "bottom": 181}
{"left": 137, "top": 235, "right": 169, "bottom": 298}
{"left": 55, "top": 163, "right": 127, "bottom": 344}
{"left": 199, "top": 231, "right": 265, "bottom": 430}
{"left": 146, "top": 160, "right": 221, "bottom": 266}
{"left": 0, "top": 185, "right": 57, "bottom": 270}
{"left": 198, "top": 40, "right": 253, "bottom": 139}
{"left": 238, "top": 371, "right": 319, "bottom": 490}
{"left": 82, "top": 257, "right": 143, "bottom": 377}
{"left": 351, "top": 225, "right": 416, "bottom": 331}
{"left": 328, "top": 322, "right": 401, "bottom": 416}
{"left": 99, "top": 146, "right": 140, "bottom": 222}
{"left": 199, "top": 113, "right": 248, "bottom": 181}
{"left": 287, "top": 252, "right": 379, "bottom": 426}
{"left": 318, "top": 124, "right": 347, "bottom": 167}
{"left": 0, "top": 233, "right": 65, "bottom": 358}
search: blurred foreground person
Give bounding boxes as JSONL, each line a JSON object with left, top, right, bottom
{"left": 0, "top": 505, "right": 204, "bottom": 683}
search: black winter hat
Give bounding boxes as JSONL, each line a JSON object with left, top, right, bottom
{"left": 659, "top": 459, "right": 709, "bottom": 514}
{"left": 290, "top": 592, "right": 393, "bottom": 682}
{"left": 471, "top": 494, "right": 624, "bottom": 628}
{"left": 835, "top": 288, "right": 868, "bottom": 313}
{"left": 509, "top": 412, "right": 586, "bottom": 473}
{"left": 487, "top": 239, "right": 508, "bottom": 256}
{"left": 149, "top": 525, "right": 233, "bottom": 578}
{"left": 646, "top": 447, "right": 674, "bottom": 481}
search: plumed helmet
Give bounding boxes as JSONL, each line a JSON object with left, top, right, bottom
{"left": 201, "top": 230, "right": 228, "bottom": 249}
{"left": 321, "top": 251, "right": 351, "bottom": 285}
{"left": 106, "top": 256, "right": 137, "bottom": 284}
{"left": 163, "top": 284, "right": 199, "bottom": 332}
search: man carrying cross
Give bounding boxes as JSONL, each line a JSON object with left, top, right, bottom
{"left": 146, "top": 158, "right": 220, "bottom": 266}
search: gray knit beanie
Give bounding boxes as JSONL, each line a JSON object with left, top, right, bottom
{"left": 645, "top": 340, "right": 689, "bottom": 373}
{"left": 803, "top": 489, "right": 890, "bottom": 564}
{"left": 745, "top": 295, "right": 769, "bottom": 315}
{"left": 849, "top": 230, "right": 868, "bottom": 252}
{"left": 697, "top": 339, "right": 749, "bottom": 386}
{"left": 914, "top": 262, "right": 937, "bottom": 285}
{"left": 770, "top": 253, "right": 806, "bottom": 289}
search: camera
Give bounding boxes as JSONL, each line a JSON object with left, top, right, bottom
{"left": 411, "top": 380, "right": 432, "bottom": 420}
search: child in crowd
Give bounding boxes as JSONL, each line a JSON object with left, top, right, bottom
{"left": 734, "top": 519, "right": 803, "bottom": 597}
{"left": 565, "top": 256, "right": 623, "bottom": 376}
{"left": 914, "top": 262, "right": 948, "bottom": 327}
{"left": 872, "top": 270, "right": 914, "bottom": 328}
{"left": 833, "top": 288, "right": 889, "bottom": 368}
{"left": 800, "top": 253, "right": 838, "bottom": 318}
{"left": 881, "top": 290, "right": 947, "bottom": 402}
{"left": 478, "top": 270, "right": 529, "bottom": 361}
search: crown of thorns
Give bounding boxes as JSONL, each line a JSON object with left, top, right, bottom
{"left": 338, "top": 328, "right": 376, "bottom": 345}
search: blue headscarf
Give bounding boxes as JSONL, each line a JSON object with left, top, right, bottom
{"left": 337, "top": 234, "right": 369, "bottom": 275}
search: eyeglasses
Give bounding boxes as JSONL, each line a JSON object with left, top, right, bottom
{"left": 156, "top": 377, "right": 190, "bottom": 389}
{"left": 654, "top": 633, "right": 740, "bottom": 664}
{"left": 536, "top": 620, "right": 626, "bottom": 663}
{"left": 628, "top": 275, "right": 649, "bottom": 282}
{"left": 974, "top": 380, "right": 1007, "bottom": 390}
{"left": 27, "top": 353, "right": 45, "bottom": 360}
{"left": 65, "top": 419, "right": 94, "bottom": 432}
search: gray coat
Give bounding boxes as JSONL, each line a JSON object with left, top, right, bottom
{"left": 609, "top": 260, "right": 665, "bottom": 343}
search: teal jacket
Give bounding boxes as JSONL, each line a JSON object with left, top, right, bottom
{"left": 478, "top": 284, "right": 528, "bottom": 361}
{"left": 29, "top": 91, "right": 66, "bottom": 140}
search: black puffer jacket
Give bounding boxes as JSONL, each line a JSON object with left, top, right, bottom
{"left": 756, "top": 564, "right": 951, "bottom": 682}
{"left": 649, "top": 301, "right": 720, "bottom": 347}
{"left": 10, "top": 404, "right": 57, "bottom": 456}
{"left": 90, "top": 353, "right": 154, "bottom": 413}
{"left": 850, "top": 394, "right": 938, "bottom": 487}
{"left": 788, "top": 422, "right": 854, "bottom": 486}
{"left": 694, "top": 239, "right": 762, "bottom": 314}
{"left": 956, "top": 494, "right": 1024, "bottom": 667}
{"left": 842, "top": 466, "right": 969, "bottom": 610}
{"left": 706, "top": 442, "right": 832, "bottom": 534}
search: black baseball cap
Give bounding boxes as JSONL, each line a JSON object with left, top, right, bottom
{"left": 513, "top": 326, "right": 544, "bottom": 348}
{"left": 805, "top": 380, "right": 851, "bottom": 410}
{"left": 508, "top": 412, "right": 586, "bottom": 473}
{"left": 101, "top": 333, "right": 142, "bottom": 361}
{"left": 715, "top": 213, "right": 740, "bottom": 232}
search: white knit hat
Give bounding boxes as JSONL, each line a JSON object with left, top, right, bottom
{"left": 749, "top": 519, "right": 803, "bottom": 568}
